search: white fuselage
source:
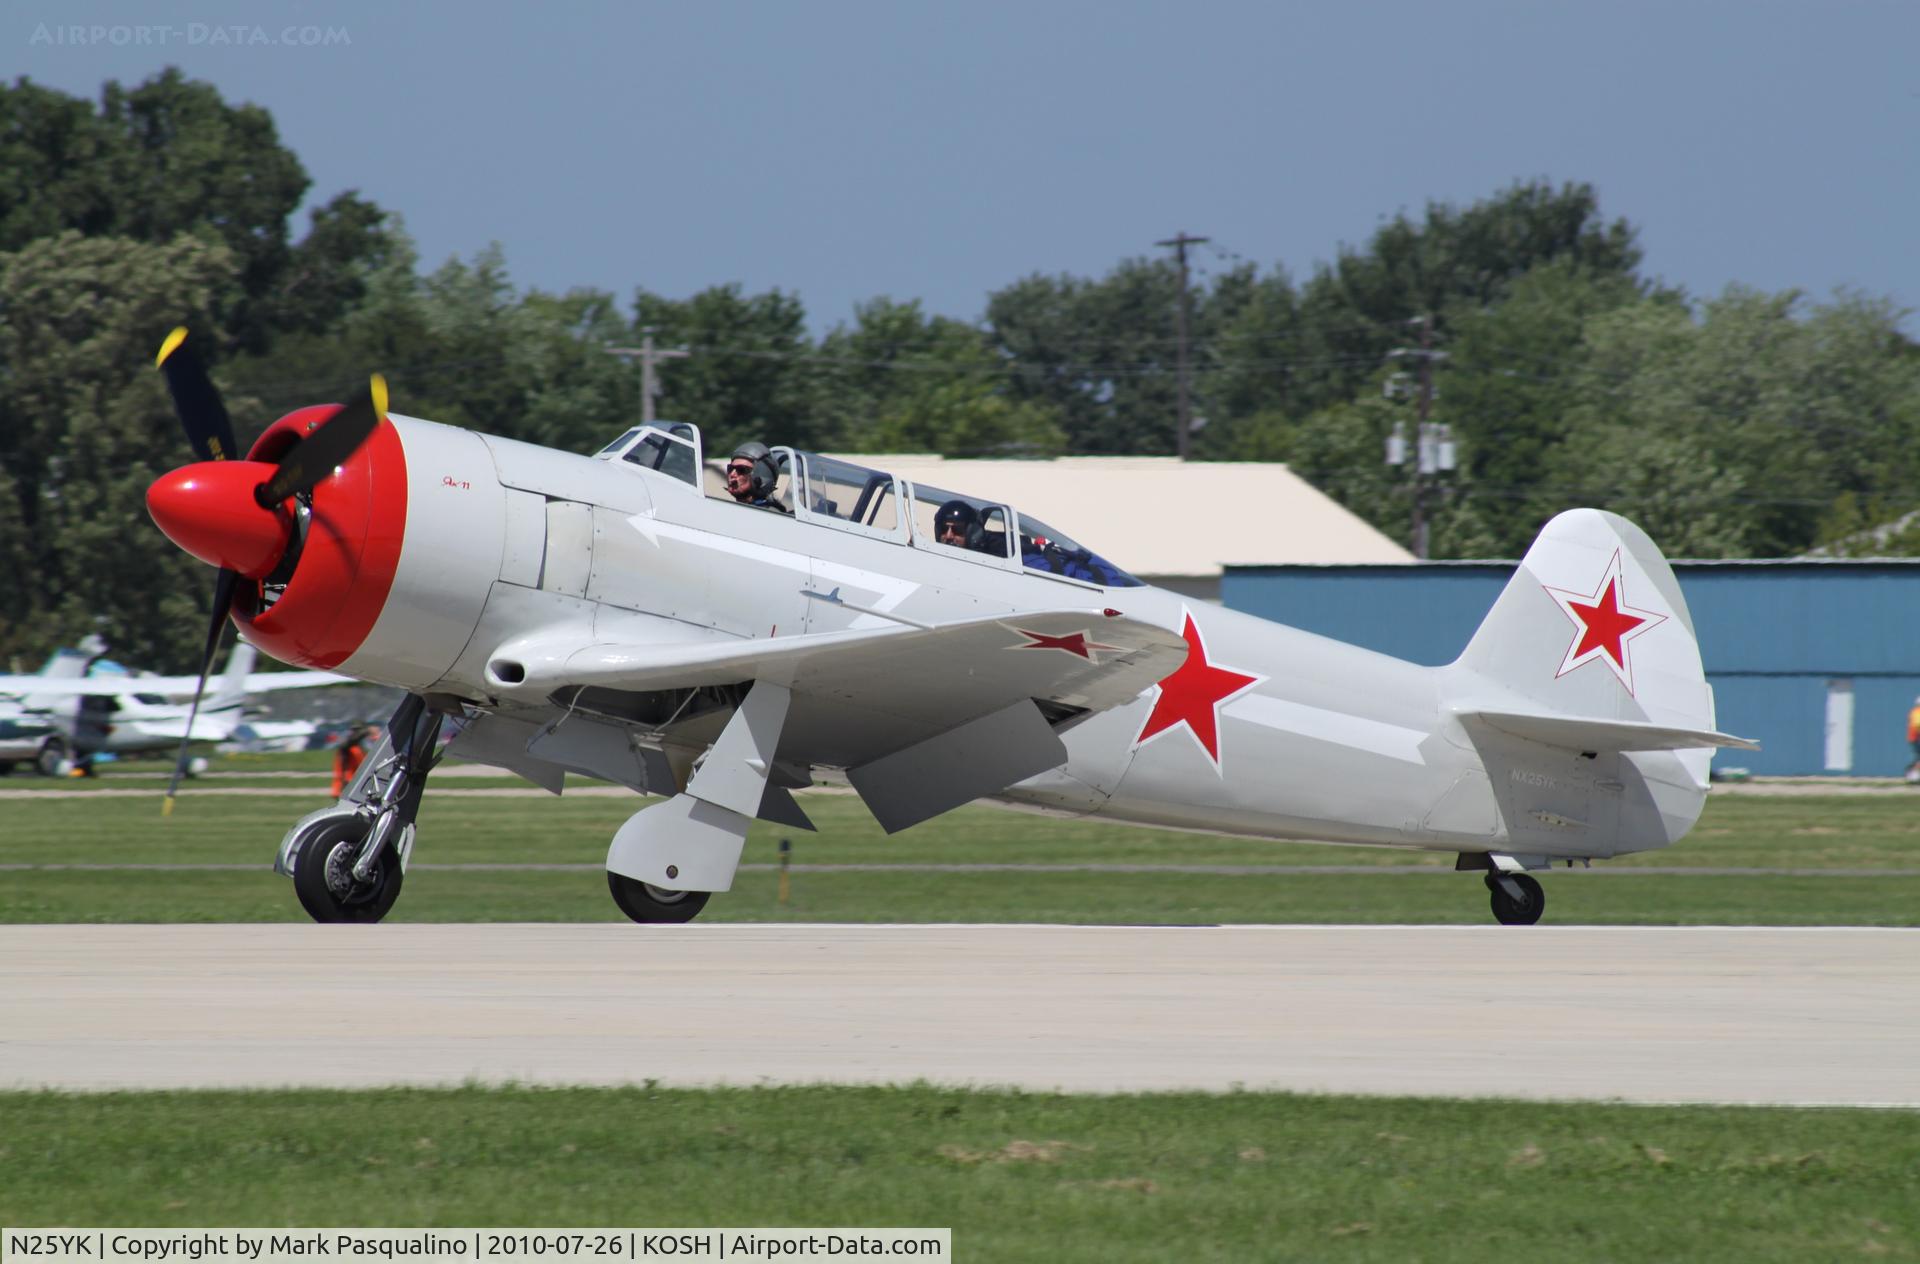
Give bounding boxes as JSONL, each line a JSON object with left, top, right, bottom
{"left": 306, "top": 416, "right": 1705, "bottom": 863}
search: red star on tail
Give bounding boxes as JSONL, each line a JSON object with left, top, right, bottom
{"left": 1543, "top": 549, "right": 1667, "bottom": 693}
{"left": 1134, "top": 611, "right": 1262, "bottom": 769}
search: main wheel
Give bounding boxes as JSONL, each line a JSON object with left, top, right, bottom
{"left": 607, "top": 872, "right": 710, "bottom": 924}
{"left": 36, "top": 737, "right": 68, "bottom": 777}
{"left": 291, "top": 815, "right": 404, "bottom": 924}
{"left": 1485, "top": 871, "right": 1545, "bottom": 926}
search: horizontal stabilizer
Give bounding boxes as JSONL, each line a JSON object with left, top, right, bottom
{"left": 1460, "top": 707, "right": 1759, "bottom": 753}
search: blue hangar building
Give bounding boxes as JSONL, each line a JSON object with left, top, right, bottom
{"left": 1222, "top": 560, "right": 1920, "bottom": 777}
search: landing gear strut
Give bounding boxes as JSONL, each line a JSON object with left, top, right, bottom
{"left": 1485, "top": 871, "right": 1546, "bottom": 926}
{"left": 284, "top": 693, "right": 444, "bottom": 924}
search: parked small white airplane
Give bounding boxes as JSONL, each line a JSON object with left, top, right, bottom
{"left": 0, "top": 642, "right": 347, "bottom": 705}
{"left": 0, "top": 642, "right": 348, "bottom": 773}
{"left": 142, "top": 329, "right": 1755, "bottom": 925}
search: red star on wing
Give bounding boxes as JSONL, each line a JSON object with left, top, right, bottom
{"left": 1010, "top": 627, "right": 1122, "bottom": 661}
{"left": 1543, "top": 549, "right": 1667, "bottom": 693}
{"left": 1133, "top": 610, "right": 1263, "bottom": 770}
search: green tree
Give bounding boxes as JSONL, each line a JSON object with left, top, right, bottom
{"left": 985, "top": 260, "right": 1183, "bottom": 455}
{"left": 811, "top": 298, "right": 1064, "bottom": 456}
{"left": 1438, "top": 259, "right": 1661, "bottom": 553}
{"left": 1191, "top": 265, "right": 1307, "bottom": 454}
{"left": 0, "top": 78, "right": 123, "bottom": 246}
{"left": 1283, "top": 397, "right": 1411, "bottom": 543}
{"left": 227, "top": 236, "right": 634, "bottom": 456}
{"left": 630, "top": 284, "right": 814, "bottom": 456}
{"left": 0, "top": 71, "right": 393, "bottom": 351}
{"left": 1541, "top": 288, "right": 1920, "bottom": 557}
{"left": 0, "top": 231, "right": 240, "bottom": 668}
{"left": 1291, "top": 180, "right": 1644, "bottom": 414}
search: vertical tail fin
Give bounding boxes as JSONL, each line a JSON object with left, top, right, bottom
{"left": 39, "top": 649, "right": 93, "bottom": 679}
{"left": 1454, "top": 509, "right": 1716, "bottom": 742}
{"left": 207, "top": 642, "right": 258, "bottom": 712}
{"left": 1446, "top": 509, "right": 1750, "bottom": 856}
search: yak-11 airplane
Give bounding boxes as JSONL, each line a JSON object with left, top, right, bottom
{"left": 142, "top": 329, "right": 1755, "bottom": 926}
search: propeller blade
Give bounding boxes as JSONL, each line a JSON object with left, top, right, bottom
{"left": 156, "top": 327, "right": 239, "bottom": 463}
{"left": 162, "top": 567, "right": 239, "bottom": 817}
{"left": 252, "top": 374, "right": 387, "bottom": 508}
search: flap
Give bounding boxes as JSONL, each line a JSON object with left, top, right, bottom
{"left": 849, "top": 699, "right": 1068, "bottom": 834}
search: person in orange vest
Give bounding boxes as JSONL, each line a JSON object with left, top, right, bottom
{"left": 1906, "top": 698, "right": 1920, "bottom": 783}
{"left": 331, "top": 724, "right": 370, "bottom": 797}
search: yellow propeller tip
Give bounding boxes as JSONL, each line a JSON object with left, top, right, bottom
{"left": 370, "top": 372, "right": 389, "bottom": 419}
{"left": 161, "top": 795, "right": 175, "bottom": 817}
{"left": 157, "top": 326, "right": 189, "bottom": 368}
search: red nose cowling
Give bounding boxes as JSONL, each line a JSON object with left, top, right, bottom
{"left": 146, "top": 460, "right": 294, "bottom": 579}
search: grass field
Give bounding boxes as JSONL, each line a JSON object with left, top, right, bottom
{"left": 7, "top": 761, "right": 1917, "bottom": 1259}
{"left": 1, "top": 1086, "right": 1915, "bottom": 1262}
{"left": 2, "top": 761, "right": 1919, "bottom": 924}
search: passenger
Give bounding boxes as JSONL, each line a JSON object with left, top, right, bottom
{"left": 1022, "top": 540, "right": 1100, "bottom": 582}
{"left": 1020, "top": 527, "right": 1106, "bottom": 583}
{"left": 725, "top": 443, "right": 787, "bottom": 512}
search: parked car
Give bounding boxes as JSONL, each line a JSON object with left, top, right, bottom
{"left": 0, "top": 710, "right": 69, "bottom": 776}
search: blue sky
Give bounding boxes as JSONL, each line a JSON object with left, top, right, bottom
{"left": 16, "top": 0, "right": 1919, "bottom": 332}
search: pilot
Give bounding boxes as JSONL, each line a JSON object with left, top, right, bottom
{"left": 725, "top": 442, "right": 786, "bottom": 512}
{"left": 933, "top": 499, "right": 980, "bottom": 550}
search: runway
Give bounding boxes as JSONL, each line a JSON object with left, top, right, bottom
{"left": 4, "top": 924, "right": 1917, "bottom": 1106}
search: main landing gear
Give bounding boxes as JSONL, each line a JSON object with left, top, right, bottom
{"left": 1484, "top": 871, "right": 1546, "bottom": 926}
{"left": 603, "top": 680, "right": 798, "bottom": 925}
{"left": 283, "top": 693, "right": 444, "bottom": 924}
{"left": 607, "top": 873, "right": 711, "bottom": 924}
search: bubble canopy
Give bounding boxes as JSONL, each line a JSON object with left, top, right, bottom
{"left": 597, "top": 424, "right": 1142, "bottom": 588}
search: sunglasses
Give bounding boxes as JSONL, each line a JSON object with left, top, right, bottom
{"left": 727, "top": 464, "right": 753, "bottom": 476}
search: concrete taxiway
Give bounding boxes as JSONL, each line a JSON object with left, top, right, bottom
{"left": 3, "top": 924, "right": 1916, "bottom": 1106}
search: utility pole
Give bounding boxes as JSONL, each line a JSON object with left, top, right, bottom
{"left": 605, "top": 330, "right": 689, "bottom": 426}
{"left": 1156, "top": 231, "right": 1209, "bottom": 460}
{"left": 1383, "top": 315, "right": 1453, "bottom": 559}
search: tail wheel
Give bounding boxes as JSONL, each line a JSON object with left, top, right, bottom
{"left": 607, "top": 872, "right": 710, "bottom": 924}
{"left": 292, "top": 815, "right": 403, "bottom": 924}
{"left": 1485, "top": 872, "right": 1545, "bottom": 926}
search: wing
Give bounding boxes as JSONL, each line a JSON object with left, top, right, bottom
{"left": 0, "top": 675, "right": 157, "bottom": 699}
{"left": 0, "top": 671, "right": 349, "bottom": 698}
{"left": 496, "top": 608, "right": 1186, "bottom": 772}
{"left": 241, "top": 670, "right": 355, "bottom": 691}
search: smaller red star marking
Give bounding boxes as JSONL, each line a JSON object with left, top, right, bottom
{"left": 1134, "top": 611, "right": 1262, "bottom": 769}
{"left": 1011, "top": 628, "right": 1120, "bottom": 661}
{"left": 1567, "top": 580, "right": 1643, "bottom": 667}
{"left": 1543, "top": 549, "right": 1667, "bottom": 693}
